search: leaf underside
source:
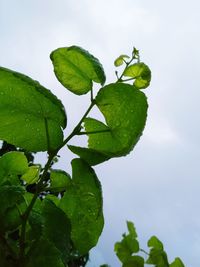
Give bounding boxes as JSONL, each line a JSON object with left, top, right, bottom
{"left": 69, "top": 83, "right": 148, "bottom": 165}
{"left": 50, "top": 46, "right": 106, "bottom": 95}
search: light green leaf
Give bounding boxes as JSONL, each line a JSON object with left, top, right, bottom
{"left": 0, "top": 151, "right": 28, "bottom": 185}
{"left": 26, "top": 238, "right": 64, "bottom": 267}
{"left": 115, "top": 235, "right": 139, "bottom": 263}
{"left": 170, "top": 258, "right": 185, "bottom": 267}
{"left": 50, "top": 46, "right": 106, "bottom": 95}
{"left": 0, "top": 67, "right": 66, "bottom": 152}
{"left": 148, "top": 236, "right": 164, "bottom": 250}
{"left": 90, "top": 83, "right": 147, "bottom": 155}
{"left": 123, "top": 63, "right": 151, "bottom": 89}
{"left": 127, "top": 221, "right": 137, "bottom": 238}
{"left": 50, "top": 170, "right": 71, "bottom": 192}
{"left": 21, "top": 165, "right": 40, "bottom": 184}
{"left": 69, "top": 83, "right": 148, "bottom": 163}
{"left": 114, "top": 55, "right": 130, "bottom": 67}
{"left": 59, "top": 158, "right": 104, "bottom": 255}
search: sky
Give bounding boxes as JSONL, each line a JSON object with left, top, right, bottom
{"left": 1, "top": 0, "right": 200, "bottom": 266}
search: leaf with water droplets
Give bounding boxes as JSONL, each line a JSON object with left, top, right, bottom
{"left": 0, "top": 67, "right": 66, "bottom": 152}
{"left": 69, "top": 83, "right": 148, "bottom": 164}
{"left": 59, "top": 158, "right": 104, "bottom": 254}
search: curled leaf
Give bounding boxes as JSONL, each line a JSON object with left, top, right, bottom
{"left": 123, "top": 63, "right": 151, "bottom": 89}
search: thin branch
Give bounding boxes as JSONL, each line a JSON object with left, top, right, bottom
{"left": 77, "top": 129, "right": 110, "bottom": 135}
{"left": 18, "top": 99, "right": 97, "bottom": 261}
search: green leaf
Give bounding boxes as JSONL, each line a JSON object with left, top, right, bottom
{"left": 148, "top": 236, "right": 164, "bottom": 250}
{"left": 50, "top": 46, "right": 106, "bottom": 95}
{"left": 0, "top": 151, "right": 28, "bottom": 185}
{"left": 123, "top": 256, "right": 144, "bottom": 267}
{"left": 170, "top": 258, "right": 185, "bottom": 267}
{"left": 0, "top": 67, "right": 66, "bottom": 152}
{"left": 68, "top": 145, "right": 110, "bottom": 166}
{"left": 114, "top": 55, "right": 130, "bottom": 67}
{"left": 45, "top": 194, "right": 60, "bottom": 206}
{"left": 89, "top": 83, "right": 147, "bottom": 156}
{"left": 0, "top": 185, "right": 25, "bottom": 214}
{"left": 42, "top": 199, "right": 71, "bottom": 262}
{"left": 50, "top": 169, "right": 71, "bottom": 192}
{"left": 115, "top": 235, "right": 139, "bottom": 263}
{"left": 26, "top": 238, "right": 64, "bottom": 267}
{"left": 27, "top": 210, "right": 44, "bottom": 242}
{"left": 3, "top": 206, "right": 22, "bottom": 231}
{"left": 69, "top": 83, "right": 148, "bottom": 163}
{"left": 0, "top": 185, "right": 25, "bottom": 232}
{"left": 123, "top": 63, "right": 151, "bottom": 89}
{"left": 59, "top": 158, "right": 104, "bottom": 255}
{"left": 147, "top": 236, "right": 169, "bottom": 267}
{"left": 21, "top": 165, "right": 40, "bottom": 184}
{"left": 127, "top": 221, "right": 137, "bottom": 238}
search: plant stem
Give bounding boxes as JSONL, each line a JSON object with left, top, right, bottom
{"left": 116, "top": 50, "right": 137, "bottom": 82}
{"left": 19, "top": 153, "right": 55, "bottom": 262}
{"left": 57, "top": 99, "right": 96, "bottom": 150}
{"left": 77, "top": 129, "right": 110, "bottom": 135}
{"left": 140, "top": 248, "right": 149, "bottom": 256}
{"left": 18, "top": 98, "right": 96, "bottom": 262}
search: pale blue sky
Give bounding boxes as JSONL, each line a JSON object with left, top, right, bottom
{"left": 1, "top": 0, "right": 200, "bottom": 266}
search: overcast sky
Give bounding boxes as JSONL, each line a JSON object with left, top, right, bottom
{"left": 1, "top": 0, "right": 200, "bottom": 266}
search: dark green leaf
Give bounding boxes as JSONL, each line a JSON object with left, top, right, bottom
{"left": 50, "top": 46, "right": 106, "bottom": 95}
{"left": 123, "top": 256, "right": 144, "bottom": 267}
{"left": 0, "top": 242, "right": 13, "bottom": 267}
{"left": 0, "top": 185, "right": 25, "bottom": 214}
{"left": 0, "top": 185, "right": 25, "bottom": 232}
{"left": 123, "top": 63, "right": 151, "bottom": 89}
{"left": 42, "top": 199, "right": 71, "bottom": 262}
{"left": 50, "top": 169, "right": 71, "bottom": 192}
{"left": 26, "top": 238, "right": 64, "bottom": 267}
{"left": 27, "top": 210, "right": 44, "bottom": 242}
{"left": 170, "top": 258, "right": 185, "bottom": 267}
{"left": 68, "top": 145, "right": 110, "bottom": 166}
{"left": 59, "top": 158, "right": 104, "bottom": 254}
{"left": 0, "top": 67, "right": 66, "bottom": 151}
